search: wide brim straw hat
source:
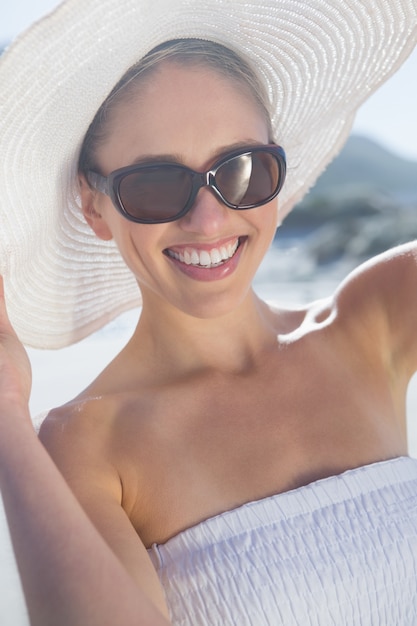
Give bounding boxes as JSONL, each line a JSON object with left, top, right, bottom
{"left": 0, "top": 0, "right": 416, "bottom": 348}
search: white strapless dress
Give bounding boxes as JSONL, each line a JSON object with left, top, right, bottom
{"left": 1, "top": 457, "right": 417, "bottom": 625}
{"left": 147, "top": 457, "right": 417, "bottom": 625}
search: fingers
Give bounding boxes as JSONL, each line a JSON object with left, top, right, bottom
{"left": 0, "top": 274, "right": 7, "bottom": 319}
{"left": 0, "top": 275, "right": 16, "bottom": 336}
{"left": 0, "top": 275, "right": 32, "bottom": 406}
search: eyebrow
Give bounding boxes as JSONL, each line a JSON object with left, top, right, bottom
{"left": 129, "top": 140, "right": 267, "bottom": 168}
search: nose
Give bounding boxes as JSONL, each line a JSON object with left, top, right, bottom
{"left": 179, "top": 185, "right": 230, "bottom": 236}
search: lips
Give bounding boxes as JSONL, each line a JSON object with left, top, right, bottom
{"left": 165, "top": 238, "right": 240, "bottom": 269}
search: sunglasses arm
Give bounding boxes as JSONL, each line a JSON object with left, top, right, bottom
{"left": 86, "top": 171, "right": 109, "bottom": 196}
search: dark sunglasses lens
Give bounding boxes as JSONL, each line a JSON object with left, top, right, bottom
{"left": 118, "top": 166, "right": 192, "bottom": 221}
{"left": 215, "top": 151, "right": 281, "bottom": 207}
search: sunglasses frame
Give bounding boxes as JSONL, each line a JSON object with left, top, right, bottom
{"left": 87, "top": 144, "right": 286, "bottom": 224}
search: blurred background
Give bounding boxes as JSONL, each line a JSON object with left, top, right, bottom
{"left": 1, "top": 1, "right": 417, "bottom": 454}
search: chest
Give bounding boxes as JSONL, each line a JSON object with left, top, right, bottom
{"left": 114, "top": 334, "right": 406, "bottom": 546}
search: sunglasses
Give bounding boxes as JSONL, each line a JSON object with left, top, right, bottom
{"left": 87, "top": 144, "right": 286, "bottom": 224}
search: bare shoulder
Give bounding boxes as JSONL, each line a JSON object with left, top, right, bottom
{"left": 335, "top": 241, "right": 417, "bottom": 314}
{"left": 39, "top": 394, "right": 122, "bottom": 495}
{"left": 38, "top": 344, "right": 146, "bottom": 475}
{"left": 334, "top": 241, "right": 417, "bottom": 371}
{"left": 38, "top": 370, "right": 159, "bottom": 506}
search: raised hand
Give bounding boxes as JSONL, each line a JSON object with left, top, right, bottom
{"left": 0, "top": 276, "right": 32, "bottom": 416}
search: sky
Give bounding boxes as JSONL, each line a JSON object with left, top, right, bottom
{"left": 1, "top": 0, "right": 417, "bottom": 161}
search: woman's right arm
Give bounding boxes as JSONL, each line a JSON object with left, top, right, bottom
{"left": 0, "top": 277, "right": 170, "bottom": 626}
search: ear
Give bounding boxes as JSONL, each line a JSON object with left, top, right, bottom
{"left": 78, "top": 174, "right": 113, "bottom": 241}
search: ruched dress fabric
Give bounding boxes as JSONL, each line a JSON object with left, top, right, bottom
{"left": 148, "top": 457, "right": 417, "bottom": 625}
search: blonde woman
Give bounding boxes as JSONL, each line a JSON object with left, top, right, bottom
{"left": 1, "top": 1, "right": 417, "bottom": 624}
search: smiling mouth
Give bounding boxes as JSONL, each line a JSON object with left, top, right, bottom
{"left": 165, "top": 238, "right": 243, "bottom": 269}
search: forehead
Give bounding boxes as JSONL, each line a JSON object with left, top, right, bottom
{"left": 112, "top": 57, "right": 268, "bottom": 120}
{"left": 97, "top": 62, "right": 270, "bottom": 171}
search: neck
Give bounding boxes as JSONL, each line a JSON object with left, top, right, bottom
{"left": 129, "top": 287, "right": 279, "bottom": 379}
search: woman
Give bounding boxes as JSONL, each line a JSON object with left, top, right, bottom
{"left": 1, "top": 1, "right": 417, "bottom": 625}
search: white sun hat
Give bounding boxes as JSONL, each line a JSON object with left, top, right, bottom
{"left": 0, "top": 0, "right": 416, "bottom": 348}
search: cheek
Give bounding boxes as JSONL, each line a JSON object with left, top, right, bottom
{"left": 256, "top": 200, "right": 280, "bottom": 255}
{"left": 104, "top": 215, "right": 167, "bottom": 271}
{"left": 267, "top": 198, "right": 281, "bottom": 235}
{"left": 110, "top": 220, "right": 146, "bottom": 258}
{"left": 96, "top": 198, "right": 135, "bottom": 243}
{"left": 255, "top": 199, "right": 279, "bottom": 237}
{"left": 109, "top": 225, "right": 152, "bottom": 280}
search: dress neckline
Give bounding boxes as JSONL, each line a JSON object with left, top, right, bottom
{"left": 148, "top": 456, "right": 417, "bottom": 563}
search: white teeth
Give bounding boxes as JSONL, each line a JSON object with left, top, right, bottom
{"left": 167, "top": 239, "right": 240, "bottom": 268}
{"left": 197, "top": 250, "right": 210, "bottom": 266}
{"left": 191, "top": 250, "right": 200, "bottom": 265}
{"left": 210, "top": 249, "right": 222, "bottom": 264}
{"left": 220, "top": 246, "right": 229, "bottom": 260}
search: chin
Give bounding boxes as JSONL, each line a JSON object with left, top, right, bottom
{"left": 174, "top": 287, "right": 255, "bottom": 321}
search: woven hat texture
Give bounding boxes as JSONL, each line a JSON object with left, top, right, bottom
{"left": 0, "top": 0, "right": 416, "bottom": 347}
